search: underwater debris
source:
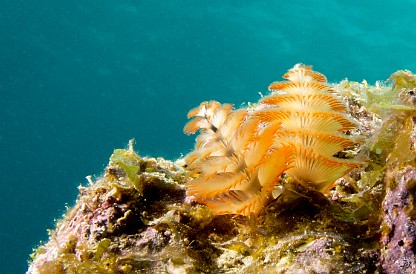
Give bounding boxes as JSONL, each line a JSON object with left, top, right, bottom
{"left": 184, "top": 64, "right": 364, "bottom": 216}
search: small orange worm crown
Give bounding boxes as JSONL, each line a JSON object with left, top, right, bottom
{"left": 183, "top": 64, "right": 363, "bottom": 216}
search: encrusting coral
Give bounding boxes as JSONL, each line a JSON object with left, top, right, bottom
{"left": 28, "top": 64, "right": 416, "bottom": 273}
{"left": 184, "top": 64, "right": 364, "bottom": 216}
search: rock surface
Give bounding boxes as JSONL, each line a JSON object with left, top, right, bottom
{"left": 380, "top": 166, "right": 416, "bottom": 273}
{"left": 28, "top": 72, "right": 416, "bottom": 273}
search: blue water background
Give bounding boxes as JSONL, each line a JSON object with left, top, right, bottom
{"left": 2, "top": 1, "right": 416, "bottom": 272}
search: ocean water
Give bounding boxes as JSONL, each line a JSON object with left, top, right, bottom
{"left": 2, "top": 1, "right": 416, "bottom": 272}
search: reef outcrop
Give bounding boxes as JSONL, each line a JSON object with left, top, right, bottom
{"left": 28, "top": 66, "right": 416, "bottom": 273}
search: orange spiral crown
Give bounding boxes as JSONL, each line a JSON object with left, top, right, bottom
{"left": 183, "top": 64, "right": 363, "bottom": 216}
